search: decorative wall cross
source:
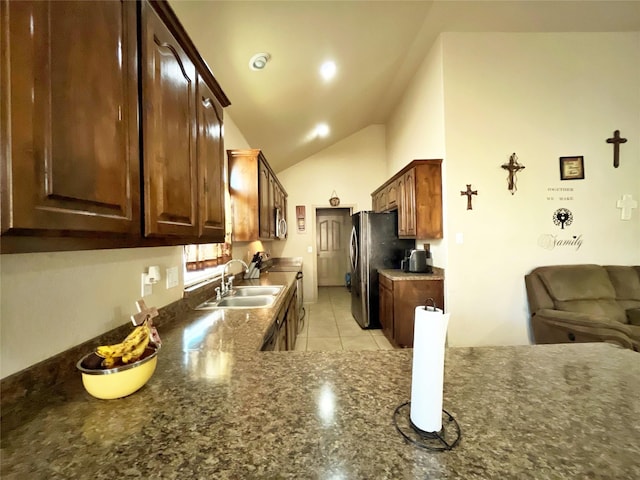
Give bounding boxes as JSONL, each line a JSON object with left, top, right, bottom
{"left": 132, "top": 299, "right": 162, "bottom": 346}
{"left": 617, "top": 194, "right": 638, "bottom": 220}
{"left": 500, "top": 152, "right": 525, "bottom": 195}
{"left": 606, "top": 130, "right": 627, "bottom": 168}
{"left": 460, "top": 184, "right": 478, "bottom": 210}
{"left": 131, "top": 299, "right": 159, "bottom": 326}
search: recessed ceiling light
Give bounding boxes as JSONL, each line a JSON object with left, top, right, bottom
{"left": 315, "top": 123, "right": 330, "bottom": 138}
{"left": 249, "top": 53, "right": 271, "bottom": 71}
{"left": 320, "top": 61, "right": 336, "bottom": 81}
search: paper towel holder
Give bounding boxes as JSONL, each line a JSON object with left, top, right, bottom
{"left": 393, "top": 300, "right": 461, "bottom": 451}
{"left": 423, "top": 298, "right": 437, "bottom": 311}
{"left": 393, "top": 403, "right": 461, "bottom": 451}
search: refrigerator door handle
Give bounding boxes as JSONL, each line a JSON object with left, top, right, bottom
{"left": 350, "top": 226, "right": 358, "bottom": 271}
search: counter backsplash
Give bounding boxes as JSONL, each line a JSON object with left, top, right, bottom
{"left": 0, "top": 280, "right": 219, "bottom": 418}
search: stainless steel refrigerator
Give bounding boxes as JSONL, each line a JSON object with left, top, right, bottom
{"left": 350, "top": 211, "right": 414, "bottom": 329}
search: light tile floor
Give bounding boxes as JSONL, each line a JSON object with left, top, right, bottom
{"left": 294, "top": 286, "right": 395, "bottom": 351}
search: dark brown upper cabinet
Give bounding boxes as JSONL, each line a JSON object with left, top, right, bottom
{"left": 1, "top": 0, "right": 140, "bottom": 237}
{"left": 141, "top": 1, "right": 198, "bottom": 238}
{"left": 228, "top": 149, "right": 287, "bottom": 242}
{"left": 1, "top": 0, "right": 230, "bottom": 253}
{"left": 371, "top": 159, "right": 443, "bottom": 239}
{"left": 196, "top": 76, "right": 226, "bottom": 241}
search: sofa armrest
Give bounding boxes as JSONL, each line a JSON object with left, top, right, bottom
{"left": 532, "top": 308, "right": 635, "bottom": 349}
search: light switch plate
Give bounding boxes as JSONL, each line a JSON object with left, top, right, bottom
{"left": 307, "top": 246, "right": 313, "bottom": 253}
{"left": 166, "top": 266, "right": 179, "bottom": 289}
{"left": 141, "top": 273, "right": 152, "bottom": 297}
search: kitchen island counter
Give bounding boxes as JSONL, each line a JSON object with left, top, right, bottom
{"left": 2, "top": 280, "right": 639, "bottom": 479}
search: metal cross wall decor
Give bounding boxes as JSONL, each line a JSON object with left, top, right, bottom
{"left": 501, "top": 152, "right": 525, "bottom": 195}
{"left": 606, "top": 130, "right": 627, "bottom": 168}
{"left": 460, "top": 184, "right": 478, "bottom": 210}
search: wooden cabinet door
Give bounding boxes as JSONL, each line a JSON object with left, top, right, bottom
{"left": 386, "top": 181, "right": 399, "bottom": 210}
{"left": 141, "top": 2, "right": 198, "bottom": 237}
{"left": 258, "top": 159, "right": 272, "bottom": 239}
{"left": 398, "top": 169, "right": 416, "bottom": 238}
{"left": 1, "top": 0, "right": 139, "bottom": 235}
{"left": 393, "top": 279, "right": 444, "bottom": 347}
{"left": 397, "top": 175, "right": 407, "bottom": 236}
{"left": 414, "top": 162, "right": 443, "bottom": 239}
{"left": 371, "top": 192, "right": 379, "bottom": 211}
{"left": 273, "top": 183, "right": 281, "bottom": 209}
{"left": 286, "top": 296, "right": 298, "bottom": 350}
{"left": 276, "top": 321, "right": 287, "bottom": 352}
{"left": 379, "top": 276, "right": 394, "bottom": 345}
{"left": 196, "top": 76, "right": 225, "bottom": 241}
{"left": 228, "top": 149, "right": 259, "bottom": 242}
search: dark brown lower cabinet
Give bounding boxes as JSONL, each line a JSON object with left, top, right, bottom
{"left": 379, "top": 272, "right": 444, "bottom": 348}
{"left": 285, "top": 291, "right": 298, "bottom": 351}
{"left": 261, "top": 286, "right": 298, "bottom": 352}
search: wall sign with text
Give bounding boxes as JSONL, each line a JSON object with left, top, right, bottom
{"left": 539, "top": 187, "right": 583, "bottom": 251}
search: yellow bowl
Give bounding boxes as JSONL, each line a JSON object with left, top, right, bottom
{"left": 76, "top": 347, "right": 159, "bottom": 400}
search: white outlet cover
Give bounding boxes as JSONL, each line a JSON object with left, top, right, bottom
{"left": 166, "top": 266, "right": 179, "bottom": 289}
{"left": 141, "top": 273, "right": 152, "bottom": 297}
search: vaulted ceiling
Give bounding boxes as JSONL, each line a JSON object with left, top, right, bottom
{"left": 170, "top": 0, "right": 640, "bottom": 173}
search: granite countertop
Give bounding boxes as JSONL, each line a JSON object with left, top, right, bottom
{"left": 2, "top": 270, "right": 639, "bottom": 479}
{"left": 379, "top": 267, "right": 444, "bottom": 281}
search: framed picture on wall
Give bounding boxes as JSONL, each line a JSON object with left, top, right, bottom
{"left": 559, "top": 156, "right": 585, "bottom": 180}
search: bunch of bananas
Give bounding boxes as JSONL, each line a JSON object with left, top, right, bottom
{"left": 95, "top": 323, "right": 151, "bottom": 368}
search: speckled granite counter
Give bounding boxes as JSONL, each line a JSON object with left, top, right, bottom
{"left": 379, "top": 266, "right": 444, "bottom": 281}
{"left": 2, "top": 271, "right": 639, "bottom": 478}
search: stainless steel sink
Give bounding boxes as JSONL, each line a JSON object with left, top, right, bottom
{"left": 231, "top": 286, "right": 283, "bottom": 297}
{"left": 195, "top": 285, "right": 284, "bottom": 310}
{"left": 213, "top": 295, "right": 276, "bottom": 308}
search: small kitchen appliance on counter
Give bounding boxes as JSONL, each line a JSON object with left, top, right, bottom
{"left": 402, "top": 248, "right": 433, "bottom": 274}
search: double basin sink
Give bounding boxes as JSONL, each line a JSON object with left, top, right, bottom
{"left": 197, "top": 285, "right": 284, "bottom": 309}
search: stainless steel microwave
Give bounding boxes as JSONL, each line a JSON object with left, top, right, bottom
{"left": 275, "top": 207, "right": 287, "bottom": 240}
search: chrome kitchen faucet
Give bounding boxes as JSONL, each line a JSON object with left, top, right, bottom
{"left": 216, "top": 259, "right": 249, "bottom": 300}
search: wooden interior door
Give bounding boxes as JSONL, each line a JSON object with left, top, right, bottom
{"left": 316, "top": 208, "right": 350, "bottom": 286}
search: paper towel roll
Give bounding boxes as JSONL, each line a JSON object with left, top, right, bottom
{"left": 410, "top": 306, "right": 450, "bottom": 433}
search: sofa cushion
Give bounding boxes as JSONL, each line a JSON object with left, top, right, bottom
{"left": 538, "top": 265, "right": 616, "bottom": 302}
{"left": 605, "top": 266, "right": 640, "bottom": 300}
{"left": 555, "top": 299, "right": 627, "bottom": 324}
{"left": 618, "top": 299, "right": 640, "bottom": 311}
{"left": 627, "top": 308, "right": 640, "bottom": 326}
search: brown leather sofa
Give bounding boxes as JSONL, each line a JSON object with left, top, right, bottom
{"left": 525, "top": 264, "right": 640, "bottom": 351}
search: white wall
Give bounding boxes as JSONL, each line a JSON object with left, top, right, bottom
{"left": 438, "top": 32, "right": 639, "bottom": 347}
{"left": 385, "top": 35, "right": 448, "bottom": 271}
{"left": 274, "top": 125, "right": 388, "bottom": 302}
{"left": 386, "top": 36, "right": 446, "bottom": 174}
{"left": 0, "top": 247, "right": 184, "bottom": 378}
